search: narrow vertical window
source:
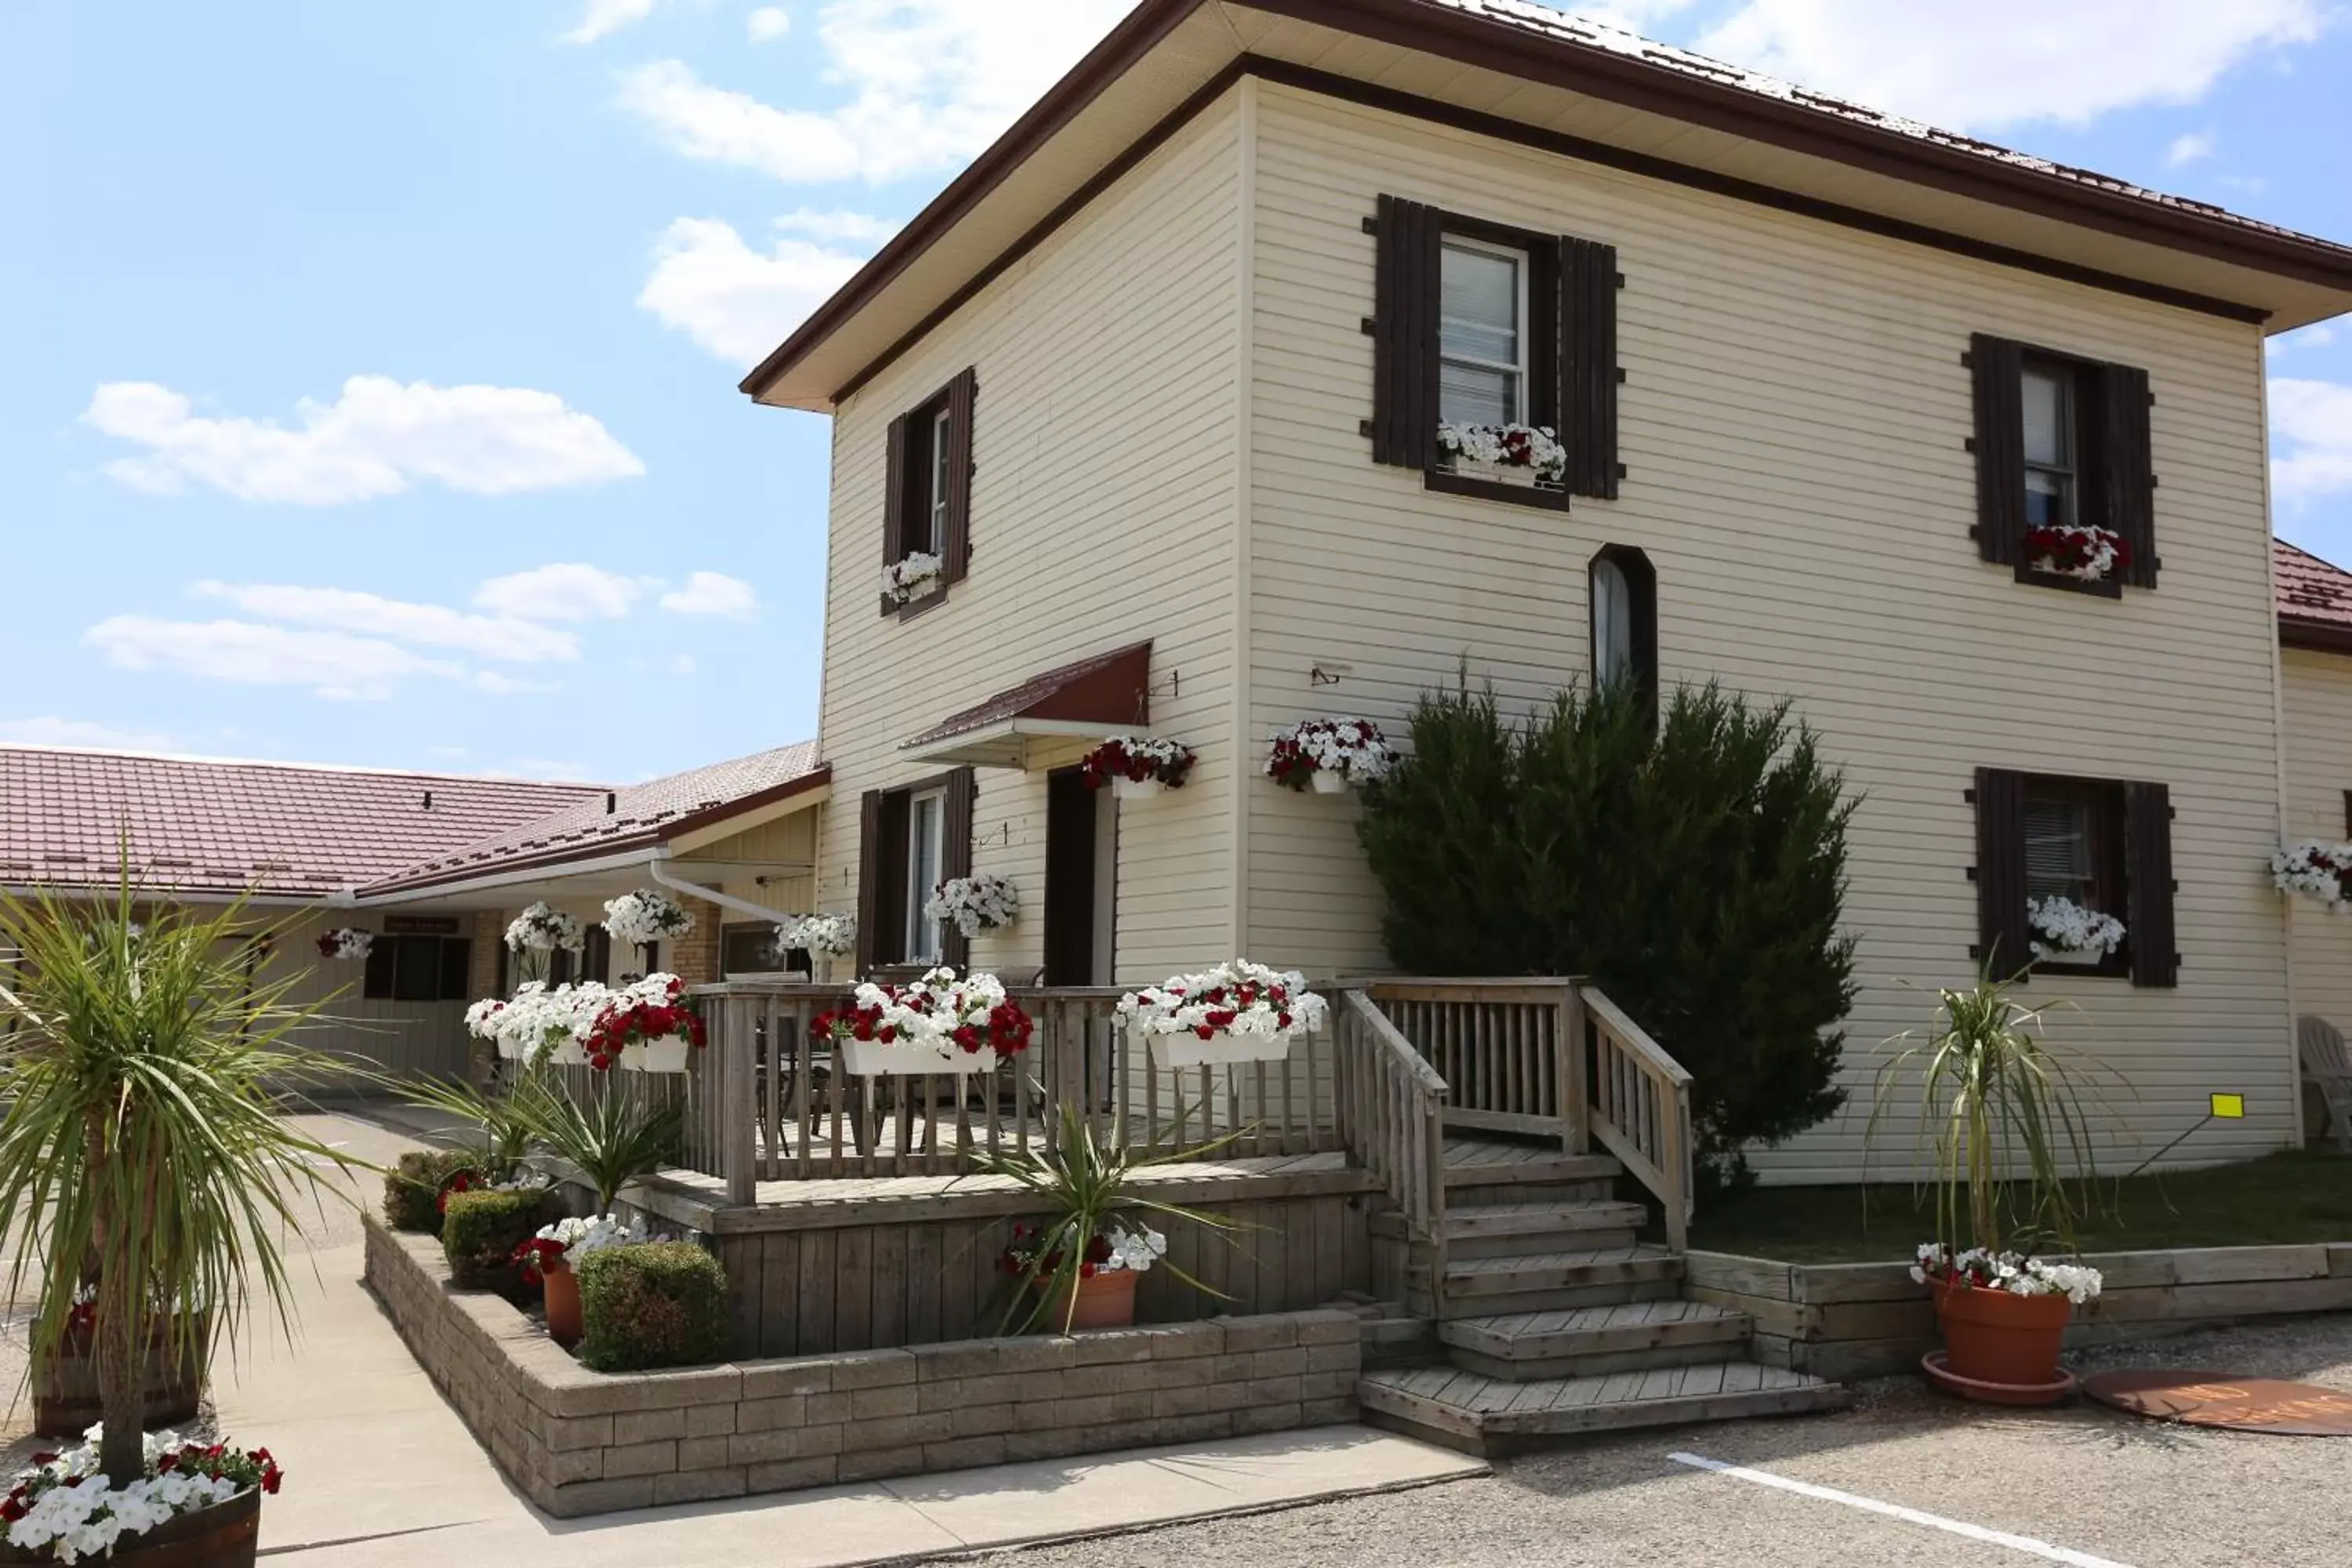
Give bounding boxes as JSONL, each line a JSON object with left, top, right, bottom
{"left": 927, "top": 403, "right": 953, "bottom": 551}
{"left": 1591, "top": 555, "right": 1633, "bottom": 689}
{"left": 1439, "top": 238, "right": 1527, "bottom": 426}
{"left": 1588, "top": 544, "right": 1658, "bottom": 724}
{"left": 906, "top": 789, "right": 945, "bottom": 964}
{"left": 2021, "top": 361, "right": 2077, "bottom": 530}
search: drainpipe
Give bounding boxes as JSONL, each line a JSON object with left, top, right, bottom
{"left": 647, "top": 851, "right": 791, "bottom": 927}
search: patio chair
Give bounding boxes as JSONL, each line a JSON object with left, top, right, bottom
{"left": 2296, "top": 1014, "right": 2352, "bottom": 1152}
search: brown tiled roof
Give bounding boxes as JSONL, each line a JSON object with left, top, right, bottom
{"left": 903, "top": 644, "right": 1153, "bottom": 750}
{"left": 0, "top": 748, "right": 602, "bottom": 899}
{"left": 2278, "top": 539, "right": 2352, "bottom": 652}
{"left": 361, "top": 741, "right": 826, "bottom": 895}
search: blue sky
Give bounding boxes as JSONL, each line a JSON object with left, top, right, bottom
{"left": 5, "top": 0, "right": 2350, "bottom": 782}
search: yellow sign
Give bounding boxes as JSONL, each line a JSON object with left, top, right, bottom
{"left": 2210, "top": 1094, "right": 2246, "bottom": 1120}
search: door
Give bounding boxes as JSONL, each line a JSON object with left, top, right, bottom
{"left": 1044, "top": 767, "right": 1107, "bottom": 986}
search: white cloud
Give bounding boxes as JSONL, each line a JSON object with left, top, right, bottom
{"left": 474, "top": 671, "right": 564, "bottom": 695}
{"left": 564, "top": 0, "right": 660, "bottom": 45}
{"left": 0, "top": 717, "right": 180, "bottom": 753}
{"left": 82, "top": 618, "right": 461, "bottom": 702}
{"left": 2166, "top": 130, "right": 2218, "bottom": 166}
{"left": 474, "top": 563, "right": 645, "bottom": 622}
{"left": 83, "top": 376, "right": 644, "bottom": 506}
{"left": 659, "top": 571, "right": 759, "bottom": 618}
{"left": 1691, "top": 1, "right": 2322, "bottom": 130}
{"left": 191, "top": 582, "right": 582, "bottom": 662}
{"left": 669, "top": 654, "right": 699, "bottom": 677}
{"left": 774, "top": 208, "right": 900, "bottom": 245}
{"left": 2274, "top": 378, "right": 2352, "bottom": 503}
{"left": 748, "top": 5, "right": 789, "bottom": 42}
{"left": 637, "top": 217, "right": 866, "bottom": 362}
{"left": 617, "top": 1, "right": 1126, "bottom": 184}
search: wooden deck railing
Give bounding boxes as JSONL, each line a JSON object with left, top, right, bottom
{"left": 684, "top": 982, "right": 1338, "bottom": 1202}
{"left": 1580, "top": 986, "right": 1696, "bottom": 1250}
{"left": 1365, "top": 980, "right": 1586, "bottom": 1149}
{"left": 1331, "top": 990, "right": 1449, "bottom": 1243}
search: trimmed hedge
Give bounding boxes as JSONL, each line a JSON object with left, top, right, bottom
{"left": 383, "top": 1150, "right": 478, "bottom": 1234}
{"left": 577, "top": 1241, "right": 728, "bottom": 1373}
{"left": 442, "top": 1187, "right": 562, "bottom": 1294}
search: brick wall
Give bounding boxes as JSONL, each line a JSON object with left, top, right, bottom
{"left": 464, "top": 910, "right": 506, "bottom": 1083}
{"left": 668, "top": 897, "right": 723, "bottom": 986}
{"left": 365, "top": 1219, "right": 1361, "bottom": 1519}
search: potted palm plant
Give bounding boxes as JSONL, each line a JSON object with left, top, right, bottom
{"left": 1874, "top": 970, "right": 2109, "bottom": 1404}
{"left": 0, "top": 880, "right": 359, "bottom": 1564}
{"left": 969, "top": 1104, "right": 1244, "bottom": 1335}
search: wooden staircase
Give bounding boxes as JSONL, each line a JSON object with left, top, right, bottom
{"left": 1356, "top": 1148, "right": 1849, "bottom": 1453}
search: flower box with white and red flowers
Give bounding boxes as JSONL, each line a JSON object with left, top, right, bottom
{"left": 1116, "top": 960, "right": 1330, "bottom": 1070}
{"left": 814, "top": 967, "right": 1035, "bottom": 1076}
{"left": 1, "top": 1428, "right": 281, "bottom": 1566}
{"left": 582, "top": 975, "right": 707, "bottom": 1073}
{"left": 2024, "top": 523, "right": 2129, "bottom": 584}
{"left": 1266, "top": 718, "right": 1397, "bottom": 795}
{"left": 2272, "top": 839, "right": 2352, "bottom": 912}
{"left": 1078, "top": 735, "right": 1195, "bottom": 799}
{"left": 1435, "top": 422, "right": 1568, "bottom": 489}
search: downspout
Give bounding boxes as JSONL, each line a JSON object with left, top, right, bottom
{"left": 648, "top": 850, "right": 793, "bottom": 927}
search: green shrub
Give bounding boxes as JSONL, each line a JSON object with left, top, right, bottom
{"left": 441, "top": 1187, "right": 561, "bottom": 1292}
{"left": 1359, "top": 677, "right": 1859, "bottom": 1192}
{"left": 576, "top": 1241, "right": 728, "bottom": 1373}
{"left": 383, "top": 1149, "right": 478, "bottom": 1234}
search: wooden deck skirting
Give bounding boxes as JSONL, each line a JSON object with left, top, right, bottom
{"left": 1686, "top": 1243, "right": 2352, "bottom": 1381}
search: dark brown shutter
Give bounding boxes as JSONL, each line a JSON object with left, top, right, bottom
{"left": 941, "top": 768, "right": 977, "bottom": 970}
{"left": 880, "top": 414, "right": 909, "bottom": 616}
{"left": 855, "top": 789, "right": 884, "bottom": 976}
{"left": 1563, "top": 238, "right": 1620, "bottom": 500}
{"left": 2126, "top": 781, "right": 2178, "bottom": 988}
{"left": 1370, "top": 194, "right": 1440, "bottom": 471}
{"left": 942, "top": 368, "right": 976, "bottom": 585}
{"left": 2100, "top": 362, "right": 2157, "bottom": 589}
{"left": 1974, "top": 768, "right": 2031, "bottom": 978}
{"left": 1969, "top": 334, "right": 2026, "bottom": 566}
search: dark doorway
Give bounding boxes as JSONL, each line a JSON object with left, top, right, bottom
{"left": 1044, "top": 767, "right": 1100, "bottom": 986}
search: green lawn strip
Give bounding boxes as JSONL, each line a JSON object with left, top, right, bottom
{"left": 1675, "top": 1149, "right": 2352, "bottom": 1264}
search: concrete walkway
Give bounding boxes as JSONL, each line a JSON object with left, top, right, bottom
{"left": 209, "top": 1114, "right": 1483, "bottom": 1566}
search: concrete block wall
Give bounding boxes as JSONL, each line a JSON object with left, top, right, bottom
{"left": 364, "top": 1219, "right": 1362, "bottom": 1519}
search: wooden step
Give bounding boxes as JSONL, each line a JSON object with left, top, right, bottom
{"left": 1443, "top": 1152, "right": 1623, "bottom": 1198}
{"left": 1420, "top": 1244, "right": 1684, "bottom": 1319}
{"left": 1442, "top": 1299, "right": 1754, "bottom": 1380}
{"left": 1359, "top": 1362, "right": 1850, "bottom": 1455}
{"left": 1374, "top": 1200, "right": 1650, "bottom": 1243}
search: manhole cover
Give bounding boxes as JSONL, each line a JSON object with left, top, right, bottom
{"left": 2082, "top": 1370, "right": 2352, "bottom": 1436}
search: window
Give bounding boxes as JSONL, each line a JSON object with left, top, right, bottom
{"left": 898, "top": 394, "right": 949, "bottom": 559}
{"left": 362, "top": 935, "right": 473, "bottom": 1003}
{"left": 928, "top": 404, "right": 954, "bottom": 553}
{"left": 882, "top": 368, "right": 977, "bottom": 615}
{"left": 1588, "top": 544, "right": 1658, "bottom": 724}
{"left": 906, "top": 789, "right": 946, "bottom": 964}
{"left": 1974, "top": 768, "right": 2176, "bottom": 986}
{"left": 722, "top": 922, "right": 804, "bottom": 978}
{"left": 1440, "top": 238, "right": 1527, "bottom": 427}
{"left": 2020, "top": 361, "right": 2076, "bottom": 531}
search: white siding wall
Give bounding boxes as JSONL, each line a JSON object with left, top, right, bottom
{"left": 270, "top": 909, "right": 474, "bottom": 1083}
{"left": 2281, "top": 648, "right": 2352, "bottom": 1136}
{"left": 1241, "top": 85, "right": 2293, "bottom": 1178}
{"left": 815, "top": 93, "right": 1247, "bottom": 984}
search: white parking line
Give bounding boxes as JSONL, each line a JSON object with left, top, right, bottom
{"left": 1668, "top": 1453, "right": 2136, "bottom": 1568}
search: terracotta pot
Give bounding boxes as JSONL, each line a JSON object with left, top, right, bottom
{"left": 33, "top": 1317, "right": 208, "bottom": 1437}
{"left": 543, "top": 1260, "right": 583, "bottom": 1351}
{"left": 1933, "top": 1279, "right": 2074, "bottom": 1387}
{"left": 1039, "top": 1268, "right": 1138, "bottom": 1332}
{"left": 0, "top": 1487, "right": 259, "bottom": 1566}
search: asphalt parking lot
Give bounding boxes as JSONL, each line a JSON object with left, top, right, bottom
{"left": 993, "top": 1313, "right": 2352, "bottom": 1568}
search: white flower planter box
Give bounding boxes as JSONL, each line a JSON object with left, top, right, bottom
{"left": 1112, "top": 776, "right": 1164, "bottom": 800}
{"left": 1308, "top": 770, "right": 1349, "bottom": 795}
{"left": 839, "top": 1039, "right": 1001, "bottom": 1076}
{"left": 1144, "top": 1027, "right": 1297, "bottom": 1072}
{"left": 619, "top": 1038, "right": 694, "bottom": 1073}
{"left": 1450, "top": 456, "right": 1546, "bottom": 488}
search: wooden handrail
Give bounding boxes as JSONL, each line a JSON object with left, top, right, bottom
{"left": 1580, "top": 988, "right": 1693, "bottom": 1087}
{"left": 1581, "top": 984, "right": 1696, "bottom": 1251}
{"left": 1333, "top": 991, "right": 1448, "bottom": 1300}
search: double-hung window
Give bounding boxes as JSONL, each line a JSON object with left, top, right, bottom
{"left": 1439, "top": 237, "right": 1528, "bottom": 427}
{"left": 881, "top": 368, "right": 977, "bottom": 616}
{"left": 856, "top": 769, "right": 976, "bottom": 974}
{"left": 1969, "top": 334, "right": 2156, "bottom": 592}
{"left": 904, "top": 787, "right": 946, "bottom": 965}
{"left": 2020, "top": 360, "right": 2077, "bottom": 531}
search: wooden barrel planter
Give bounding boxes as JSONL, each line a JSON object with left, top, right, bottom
{"left": 0, "top": 1488, "right": 259, "bottom": 1567}
{"left": 32, "top": 1319, "right": 208, "bottom": 1436}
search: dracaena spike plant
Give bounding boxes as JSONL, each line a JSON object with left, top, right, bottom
{"left": 0, "top": 877, "right": 366, "bottom": 1488}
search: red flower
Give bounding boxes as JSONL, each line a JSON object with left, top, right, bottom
{"left": 1078, "top": 1262, "right": 1096, "bottom": 1279}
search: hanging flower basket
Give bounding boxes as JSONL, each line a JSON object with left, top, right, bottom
{"left": 505, "top": 902, "right": 585, "bottom": 956}
{"left": 601, "top": 890, "right": 695, "bottom": 948}
{"left": 2026, "top": 896, "right": 2125, "bottom": 964}
{"left": 2273, "top": 840, "right": 2352, "bottom": 911}
{"left": 1079, "top": 736, "right": 1196, "bottom": 799}
{"left": 313, "top": 927, "right": 372, "bottom": 962}
{"left": 927, "top": 874, "right": 1018, "bottom": 941}
{"left": 815, "top": 967, "right": 1034, "bottom": 1076}
{"left": 777, "top": 913, "right": 857, "bottom": 957}
{"left": 2024, "top": 523, "right": 2129, "bottom": 583}
{"left": 1265, "top": 718, "right": 1397, "bottom": 794}
{"left": 1118, "top": 960, "right": 1328, "bottom": 1070}
{"left": 1435, "top": 422, "right": 1568, "bottom": 488}
{"left": 882, "top": 551, "right": 946, "bottom": 608}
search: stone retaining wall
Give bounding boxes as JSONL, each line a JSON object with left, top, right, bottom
{"left": 364, "top": 1218, "right": 1362, "bottom": 1518}
{"left": 1686, "top": 1243, "right": 2352, "bottom": 1381}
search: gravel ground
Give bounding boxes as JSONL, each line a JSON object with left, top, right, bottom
{"left": 975, "top": 1314, "right": 2352, "bottom": 1568}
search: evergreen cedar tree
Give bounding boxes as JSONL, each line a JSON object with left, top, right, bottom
{"left": 1356, "top": 678, "right": 1858, "bottom": 1190}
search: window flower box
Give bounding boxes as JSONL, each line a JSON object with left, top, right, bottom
{"left": 815, "top": 967, "right": 1034, "bottom": 1077}
{"left": 1080, "top": 735, "right": 1196, "bottom": 799}
{"left": 1117, "top": 960, "right": 1328, "bottom": 1070}
{"left": 1265, "top": 718, "right": 1397, "bottom": 794}
{"left": 1435, "top": 422, "right": 1568, "bottom": 489}
{"left": 2024, "top": 523, "right": 2128, "bottom": 583}
{"left": 927, "top": 874, "right": 1018, "bottom": 940}
{"left": 466, "top": 975, "right": 702, "bottom": 1072}
{"left": 2026, "top": 895, "right": 2125, "bottom": 964}
{"left": 882, "top": 551, "right": 946, "bottom": 608}
{"left": 2273, "top": 840, "right": 2352, "bottom": 911}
